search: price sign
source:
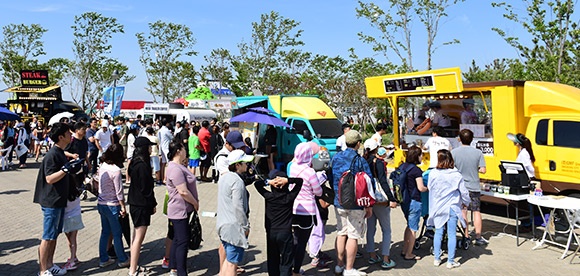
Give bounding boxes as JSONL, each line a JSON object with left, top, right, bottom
{"left": 384, "top": 75, "right": 434, "bottom": 93}
{"left": 476, "top": 141, "right": 494, "bottom": 156}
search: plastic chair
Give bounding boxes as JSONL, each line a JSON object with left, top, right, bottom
{"left": 0, "top": 145, "right": 14, "bottom": 170}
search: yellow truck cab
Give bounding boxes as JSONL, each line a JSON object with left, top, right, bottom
{"left": 365, "top": 67, "right": 580, "bottom": 197}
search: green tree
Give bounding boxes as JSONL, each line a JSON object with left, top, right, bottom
{"left": 70, "top": 12, "right": 131, "bottom": 110}
{"left": 463, "top": 59, "right": 526, "bottom": 83}
{"left": 0, "top": 23, "right": 47, "bottom": 86}
{"left": 492, "top": 0, "right": 580, "bottom": 86}
{"left": 136, "top": 20, "right": 198, "bottom": 103}
{"left": 233, "top": 11, "right": 305, "bottom": 94}
{"left": 38, "top": 58, "right": 73, "bottom": 86}
{"left": 200, "top": 48, "right": 237, "bottom": 94}
{"left": 356, "top": 0, "right": 464, "bottom": 70}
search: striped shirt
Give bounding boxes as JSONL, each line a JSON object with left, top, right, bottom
{"left": 289, "top": 142, "right": 323, "bottom": 216}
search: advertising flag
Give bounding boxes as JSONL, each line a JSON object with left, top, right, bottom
{"left": 102, "top": 86, "right": 125, "bottom": 117}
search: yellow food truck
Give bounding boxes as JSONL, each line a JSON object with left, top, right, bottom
{"left": 365, "top": 67, "right": 580, "bottom": 197}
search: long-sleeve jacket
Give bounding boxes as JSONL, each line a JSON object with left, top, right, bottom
{"left": 289, "top": 142, "right": 323, "bottom": 216}
{"left": 217, "top": 172, "right": 249, "bottom": 248}
{"left": 254, "top": 178, "right": 303, "bottom": 232}
{"left": 127, "top": 159, "right": 157, "bottom": 208}
{"left": 367, "top": 156, "right": 397, "bottom": 202}
{"left": 427, "top": 168, "right": 471, "bottom": 229}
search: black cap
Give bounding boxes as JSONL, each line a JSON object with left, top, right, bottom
{"left": 268, "top": 169, "right": 287, "bottom": 179}
{"left": 134, "top": 136, "right": 156, "bottom": 147}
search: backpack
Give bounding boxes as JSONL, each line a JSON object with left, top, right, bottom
{"left": 338, "top": 155, "right": 376, "bottom": 208}
{"left": 389, "top": 163, "right": 414, "bottom": 204}
{"left": 188, "top": 210, "right": 203, "bottom": 250}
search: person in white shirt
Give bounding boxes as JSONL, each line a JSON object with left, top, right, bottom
{"left": 423, "top": 126, "right": 451, "bottom": 168}
{"left": 371, "top": 123, "right": 387, "bottom": 145}
{"left": 335, "top": 123, "right": 351, "bottom": 152}
{"left": 429, "top": 101, "right": 451, "bottom": 128}
{"left": 157, "top": 118, "right": 174, "bottom": 182}
{"left": 95, "top": 119, "right": 113, "bottom": 159}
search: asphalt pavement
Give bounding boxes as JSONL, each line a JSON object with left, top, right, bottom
{"left": 0, "top": 159, "right": 579, "bottom": 275}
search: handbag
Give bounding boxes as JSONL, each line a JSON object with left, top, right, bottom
{"left": 15, "top": 144, "right": 28, "bottom": 158}
{"left": 188, "top": 211, "right": 203, "bottom": 250}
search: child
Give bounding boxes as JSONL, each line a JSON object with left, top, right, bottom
{"left": 188, "top": 125, "right": 201, "bottom": 176}
{"left": 254, "top": 170, "right": 303, "bottom": 276}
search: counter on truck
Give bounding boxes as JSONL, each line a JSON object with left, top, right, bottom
{"left": 234, "top": 95, "right": 343, "bottom": 171}
{"left": 143, "top": 103, "right": 216, "bottom": 125}
{"left": 365, "top": 67, "right": 580, "bottom": 197}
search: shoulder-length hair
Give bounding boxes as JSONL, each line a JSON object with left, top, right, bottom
{"left": 406, "top": 145, "right": 422, "bottom": 164}
{"left": 101, "top": 143, "right": 125, "bottom": 167}
{"left": 436, "top": 149, "right": 455, "bottom": 169}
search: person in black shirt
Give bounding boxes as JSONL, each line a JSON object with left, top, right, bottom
{"left": 33, "top": 123, "right": 83, "bottom": 276}
{"left": 65, "top": 122, "right": 90, "bottom": 190}
{"left": 86, "top": 118, "right": 99, "bottom": 176}
{"left": 127, "top": 137, "right": 158, "bottom": 276}
{"left": 264, "top": 125, "right": 277, "bottom": 171}
{"left": 178, "top": 121, "right": 190, "bottom": 158}
{"left": 254, "top": 170, "right": 303, "bottom": 276}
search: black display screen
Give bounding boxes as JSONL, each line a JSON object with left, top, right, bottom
{"left": 383, "top": 75, "right": 434, "bottom": 93}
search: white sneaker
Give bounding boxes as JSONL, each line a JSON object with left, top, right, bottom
{"left": 38, "top": 271, "right": 53, "bottom": 276}
{"left": 343, "top": 268, "right": 367, "bottom": 276}
{"left": 434, "top": 259, "right": 441, "bottom": 267}
{"left": 446, "top": 262, "right": 461, "bottom": 269}
{"left": 334, "top": 265, "right": 345, "bottom": 275}
{"left": 48, "top": 264, "right": 67, "bottom": 275}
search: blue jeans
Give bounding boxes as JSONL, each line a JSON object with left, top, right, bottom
{"left": 97, "top": 204, "right": 128, "bottom": 263}
{"left": 366, "top": 205, "right": 392, "bottom": 256}
{"left": 434, "top": 208, "right": 458, "bottom": 263}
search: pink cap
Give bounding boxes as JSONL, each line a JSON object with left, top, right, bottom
{"left": 307, "top": 141, "right": 320, "bottom": 155}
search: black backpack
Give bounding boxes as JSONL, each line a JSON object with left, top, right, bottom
{"left": 389, "top": 163, "right": 414, "bottom": 204}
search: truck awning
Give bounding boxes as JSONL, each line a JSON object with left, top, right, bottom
{"left": 3, "top": 85, "right": 60, "bottom": 93}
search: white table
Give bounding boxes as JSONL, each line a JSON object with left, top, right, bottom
{"left": 481, "top": 191, "right": 530, "bottom": 246}
{"left": 528, "top": 195, "right": 580, "bottom": 259}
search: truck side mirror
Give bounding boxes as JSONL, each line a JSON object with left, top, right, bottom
{"left": 303, "top": 129, "right": 313, "bottom": 141}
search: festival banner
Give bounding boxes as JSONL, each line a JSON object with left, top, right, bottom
{"left": 102, "top": 86, "right": 125, "bottom": 117}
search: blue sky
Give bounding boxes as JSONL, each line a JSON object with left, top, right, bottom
{"left": 0, "top": 0, "right": 524, "bottom": 103}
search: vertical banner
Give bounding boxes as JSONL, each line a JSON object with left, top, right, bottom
{"left": 102, "top": 86, "right": 125, "bottom": 117}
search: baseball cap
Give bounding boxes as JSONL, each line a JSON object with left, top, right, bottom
{"left": 268, "top": 169, "right": 287, "bottom": 179}
{"left": 226, "top": 131, "right": 245, "bottom": 149}
{"left": 101, "top": 119, "right": 109, "bottom": 128}
{"left": 345, "top": 130, "right": 362, "bottom": 145}
{"left": 134, "top": 136, "right": 156, "bottom": 147}
{"left": 377, "top": 147, "right": 387, "bottom": 156}
{"left": 363, "top": 139, "right": 380, "bottom": 151}
{"left": 227, "top": 149, "right": 254, "bottom": 165}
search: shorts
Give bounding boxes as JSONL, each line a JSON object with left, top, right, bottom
{"left": 41, "top": 207, "right": 65, "bottom": 240}
{"left": 160, "top": 150, "right": 168, "bottom": 163}
{"left": 150, "top": 155, "right": 160, "bottom": 172}
{"left": 266, "top": 145, "right": 277, "bottom": 155}
{"left": 167, "top": 219, "right": 174, "bottom": 240}
{"left": 402, "top": 199, "right": 422, "bottom": 232}
{"left": 221, "top": 241, "right": 245, "bottom": 265}
{"left": 467, "top": 191, "right": 481, "bottom": 212}
{"left": 200, "top": 155, "right": 212, "bottom": 168}
{"left": 130, "top": 206, "right": 153, "bottom": 227}
{"left": 335, "top": 208, "right": 366, "bottom": 239}
{"left": 189, "top": 158, "right": 200, "bottom": 168}
{"left": 63, "top": 214, "right": 84, "bottom": 233}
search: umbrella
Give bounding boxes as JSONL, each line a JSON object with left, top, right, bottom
{"left": 48, "top": 112, "right": 74, "bottom": 126}
{"left": 0, "top": 106, "right": 20, "bottom": 121}
{"left": 230, "top": 108, "right": 292, "bottom": 128}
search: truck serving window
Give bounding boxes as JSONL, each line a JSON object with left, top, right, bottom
{"left": 310, "top": 119, "right": 343, "bottom": 138}
{"left": 553, "top": 121, "right": 580, "bottom": 148}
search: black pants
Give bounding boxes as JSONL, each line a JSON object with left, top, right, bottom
{"left": 267, "top": 230, "right": 294, "bottom": 276}
{"left": 4, "top": 137, "right": 14, "bottom": 162}
{"left": 170, "top": 215, "right": 190, "bottom": 276}
{"left": 292, "top": 225, "right": 313, "bottom": 273}
{"left": 89, "top": 149, "right": 98, "bottom": 175}
{"left": 18, "top": 140, "right": 30, "bottom": 165}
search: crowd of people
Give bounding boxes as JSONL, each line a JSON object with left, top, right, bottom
{"left": 24, "top": 113, "right": 536, "bottom": 276}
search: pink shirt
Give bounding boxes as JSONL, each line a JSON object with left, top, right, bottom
{"left": 97, "top": 163, "right": 124, "bottom": 206}
{"left": 166, "top": 161, "right": 199, "bottom": 219}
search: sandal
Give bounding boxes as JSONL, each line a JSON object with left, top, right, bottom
{"left": 381, "top": 259, "right": 397, "bottom": 269}
{"left": 368, "top": 255, "right": 382, "bottom": 264}
{"left": 128, "top": 266, "right": 149, "bottom": 276}
{"left": 403, "top": 255, "right": 421, "bottom": 261}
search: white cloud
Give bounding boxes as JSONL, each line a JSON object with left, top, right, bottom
{"left": 29, "top": 4, "right": 65, "bottom": 13}
{"left": 81, "top": 1, "right": 134, "bottom": 12}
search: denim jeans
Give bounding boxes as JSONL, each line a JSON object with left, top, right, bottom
{"left": 170, "top": 216, "right": 190, "bottom": 276}
{"left": 434, "top": 208, "right": 458, "bottom": 263}
{"left": 97, "top": 204, "right": 128, "bottom": 263}
{"left": 366, "top": 204, "right": 392, "bottom": 256}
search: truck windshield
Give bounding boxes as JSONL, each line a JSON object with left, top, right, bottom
{"left": 310, "top": 119, "right": 343, "bottom": 138}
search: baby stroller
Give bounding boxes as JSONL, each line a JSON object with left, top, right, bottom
{"left": 414, "top": 169, "right": 471, "bottom": 253}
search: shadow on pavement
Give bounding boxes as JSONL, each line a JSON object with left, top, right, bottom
{"left": 0, "top": 189, "right": 29, "bottom": 195}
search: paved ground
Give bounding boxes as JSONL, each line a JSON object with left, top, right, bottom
{"left": 1, "top": 159, "right": 579, "bottom": 276}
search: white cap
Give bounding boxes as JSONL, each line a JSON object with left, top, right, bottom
{"left": 101, "top": 119, "right": 109, "bottom": 128}
{"left": 227, "top": 149, "right": 254, "bottom": 165}
{"left": 363, "top": 139, "right": 380, "bottom": 151}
